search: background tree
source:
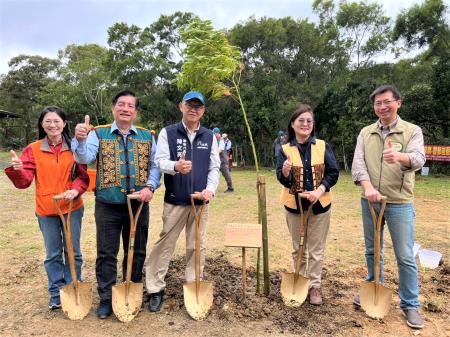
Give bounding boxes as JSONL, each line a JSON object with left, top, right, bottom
{"left": 0, "top": 55, "right": 58, "bottom": 146}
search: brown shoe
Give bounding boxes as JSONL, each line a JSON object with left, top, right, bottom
{"left": 309, "top": 287, "right": 323, "bottom": 305}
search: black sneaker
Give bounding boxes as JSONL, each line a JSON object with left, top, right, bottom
{"left": 148, "top": 290, "right": 165, "bottom": 312}
{"left": 353, "top": 294, "right": 361, "bottom": 308}
{"left": 402, "top": 309, "right": 424, "bottom": 329}
{"left": 224, "top": 188, "right": 234, "bottom": 193}
{"left": 48, "top": 297, "right": 61, "bottom": 310}
{"left": 97, "top": 300, "right": 113, "bottom": 319}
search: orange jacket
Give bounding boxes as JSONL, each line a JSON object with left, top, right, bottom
{"left": 30, "top": 139, "right": 84, "bottom": 216}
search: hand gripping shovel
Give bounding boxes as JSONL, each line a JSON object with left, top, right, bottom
{"left": 183, "top": 193, "right": 213, "bottom": 320}
{"left": 280, "top": 193, "right": 313, "bottom": 307}
{"left": 53, "top": 195, "right": 92, "bottom": 320}
{"left": 112, "top": 194, "right": 144, "bottom": 322}
{"left": 360, "top": 196, "right": 393, "bottom": 319}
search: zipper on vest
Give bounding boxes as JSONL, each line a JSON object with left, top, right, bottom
{"left": 190, "top": 139, "right": 194, "bottom": 195}
{"left": 378, "top": 135, "right": 385, "bottom": 193}
{"left": 399, "top": 173, "right": 405, "bottom": 193}
{"left": 123, "top": 135, "right": 131, "bottom": 193}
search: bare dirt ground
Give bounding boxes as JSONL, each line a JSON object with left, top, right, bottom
{"left": 0, "top": 169, "right": 449, "bottom": 337}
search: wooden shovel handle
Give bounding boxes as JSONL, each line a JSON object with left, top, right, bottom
{"left": 124, "top": 195, "right": 144, "bottom": 293}
{"left": 369, "top": 196, "right": 387, "bottom": 287}
{"left": 190, "top": 194, "right": 205, "bottom": 301}
{"left": 293, "top": 193, "right": 312, "bottom": 280}
{"left": 53, "top": 196, "right": 79, "bottom": 299}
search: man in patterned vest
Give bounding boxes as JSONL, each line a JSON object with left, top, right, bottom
{"left": 145, "top": 91, "right": 220, "bottom": 312}
{"left": 71, "top": 90, "right": 161, "bottom": 319}
{"left": 352, "top": 85, "right": 426, "bottom": 329}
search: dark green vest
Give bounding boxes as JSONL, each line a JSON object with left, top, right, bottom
{"left": 95, "top": 125, "right": 152, "bottom": 204}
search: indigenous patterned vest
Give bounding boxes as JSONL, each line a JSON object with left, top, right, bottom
{"left": 94, "top": 125, "right": 152, "bottom": 204}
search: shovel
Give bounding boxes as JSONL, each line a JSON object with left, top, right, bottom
{"left": 360, "top": 196, "right": 393, "bottom": 319}
{"left": 112, "top": 194, "right": 144, "bottom": 323}
{"left": 280, "top": 193, "right": 312, "bottom": 307}
{"left": 53, "top": 195, "right": 92, "bottom": 320}
{"left": 183, "top": 193, "right": 213, "bottom": 320}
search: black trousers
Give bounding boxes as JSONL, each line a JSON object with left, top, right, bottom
{"left": 95, "top": 199, "right": 149, "bottom": 301}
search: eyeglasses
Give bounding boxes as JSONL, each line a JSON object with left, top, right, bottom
{"left": 374, "top": 99, "right": 397, "bottom": 107}
{"left": 185, "top": 102, "right": 204, "bottom": 112}
{"left": 43, "top": 120, "right": 64, "bottom": 126}
{"left": 298, "top": 118, "right": 313, "bottom": 125}
{"left": 116, "top": 102, "right": 136, "bottom": 109}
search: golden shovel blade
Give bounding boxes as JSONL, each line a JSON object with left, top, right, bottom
{"left": 280, "top": 271, "right": 310, "bottom": 307}
{"left": 60, "top": 281, "right": 92, "bottom": 320}
{"left": 112, "top": 282, "right": 143, "bottom": 323}
{"left": 360, "top": 281, "right": 393, "bottom": 319}
{"left": 183, "top": 281, "right": 213, "bottom": 320}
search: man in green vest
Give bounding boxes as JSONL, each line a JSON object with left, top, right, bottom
{"left": 72, "top": 90, "right": 161, "bottom": 319}
{"left": 351, "top": 85, "right": 426, "bottom": 329}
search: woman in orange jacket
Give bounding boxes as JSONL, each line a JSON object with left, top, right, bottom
{"left": 5, "top": 106, "right": 89, "bottom": 310}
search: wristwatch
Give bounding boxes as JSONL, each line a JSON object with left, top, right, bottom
{"left": 148, "top": 185, "right": 155, "bottom": 193}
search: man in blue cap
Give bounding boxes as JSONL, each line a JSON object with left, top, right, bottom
{"left": 145, "top": 91, "right": 220, "bottom": 312}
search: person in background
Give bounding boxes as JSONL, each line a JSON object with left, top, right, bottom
{"left": 276, "top": 104, "right": 339, "bottom": 305}
{"left": 145, "top": 91, "right": 220, "bottom": 312}
{"left": 71, "top": 90, "right": 161, "bottom": 319}
{"left": 273, "top": 130, "right": 286, "bottom": 160}
{"left": 5, "top": 106, "right": 89, "bottom": 310}
{"left": 222, "top": 133, "right": 233, "bottom": 171}
{"left": 213, "top": 128, "right": 234, "bottom": 192}
{"left": 351, "top": 84, "right": 426, "bottom": 329}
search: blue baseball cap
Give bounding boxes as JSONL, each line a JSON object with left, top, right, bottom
{"left": 212, "top": 127, "right": 220, "bottom": 134}
{"left": 182, "top": 91, "right": 206, "bottom": 105}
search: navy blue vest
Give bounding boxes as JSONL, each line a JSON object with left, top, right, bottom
{"left": 164, "top": 122, "right": 213, "bottom": 205}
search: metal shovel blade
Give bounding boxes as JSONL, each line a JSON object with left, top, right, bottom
{"left": 183, "top": 281, "right": 213, "bottom": 320}
{"left": 112, "top": 282, "right": 143, "bottom": 322}
{"left": 360, "top": 281, "right": 393, "bottom": 319}
{"left": 60, "top": 281, "right": 92, "bottom": 320}
{"left": 280, "top": 271, "right": 310, "bottom": 307}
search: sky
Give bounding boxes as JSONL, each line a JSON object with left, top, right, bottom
{"left": 0, "top": 0, "right": 433, "bottom": 76}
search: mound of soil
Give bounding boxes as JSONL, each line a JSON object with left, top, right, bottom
{"left": 143, "top": 254, "right": 370, "bottom": 335}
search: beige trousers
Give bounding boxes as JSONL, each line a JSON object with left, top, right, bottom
{"left": 145, "top": 202, "right": 209, "bottom": 294}
{"left": 285, "top": 208, "right": 331, "bottom": 288}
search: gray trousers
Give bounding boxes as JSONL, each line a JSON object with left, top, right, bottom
{"left": 220, "top": 162, "right": 233, "bottom": 189}
{"left": 285, "top": 208, "right": 331, "bottom": 288}
{"left": 145, "top": 202, "right": 209, "bottom": 294}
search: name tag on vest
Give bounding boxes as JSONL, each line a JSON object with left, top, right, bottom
{"left": 196, "top": 140, "right": 209, "bottom": 150}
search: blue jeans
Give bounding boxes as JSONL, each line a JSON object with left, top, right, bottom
{"left": 37, "top": 207, "right": 84, "bottom": 300}
{"left": 361, "top": 198, "right": 419, "bottom": 309}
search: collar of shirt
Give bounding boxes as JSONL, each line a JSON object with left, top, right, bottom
{"left": 110, "top": 121, "right": 137, "bottom": 136}
{"left": 289, "top": 136, "right": 317, "bottom": 147}
{"left": 181, "top": 120, "right": 200, "bottom": 135}
{"left": 377, "top": 116, "right": 399, "bottom": 131}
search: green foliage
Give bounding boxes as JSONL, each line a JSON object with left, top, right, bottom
{"left": 336, "top": 0, "right": 391, "bottom": 68}
{"left": 176, "top": 18, "right": 241, "bottom": 100}
{"left": 393, "top": 0, "right": 450, "bottom": 58}
{"left": 40, "top": 44, "right": 112, "bottom": 125}
{"left": 0, "top": 55, "right": 58, "bottom": 145}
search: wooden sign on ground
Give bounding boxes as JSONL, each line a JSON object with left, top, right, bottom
{"left": 224, "top": 223, "right": 262, "bottom": 299}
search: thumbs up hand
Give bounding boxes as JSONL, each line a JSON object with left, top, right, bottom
{"left": 282, "top": 154, "right": 293, "bottom": 178}
{"left": 383, "top": 139, "right": 399, "bottom": 164}
{"left": 10, "top": 150, "right": 23, "bottom": 171}
{"left": 75, "top": 115, "right": 91, "bottom": 142}
{"left": 174, "top": 152, "right": 192, "bottom": 174}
